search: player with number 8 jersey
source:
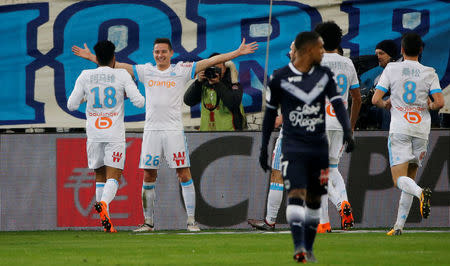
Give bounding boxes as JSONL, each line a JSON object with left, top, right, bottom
{"left": 372, "top": 32, "right": 444, "bottom": 236}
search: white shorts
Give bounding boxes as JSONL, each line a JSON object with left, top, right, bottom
{"left": 388, "top": 133, "right": 428, "bottom": 167}
{"left": 326, "top": 130, "right": 344, "bottom": 166}
{"left": 271, "top": 135, "right": 282, "bottom": 171}
{"left": 139, "top": 130, "right": 190, "bottom": 169}
{"left": 87, "top": 141, "right": 126, "bottom": 170}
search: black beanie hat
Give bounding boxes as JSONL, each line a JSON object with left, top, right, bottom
{"left": 376, "top": 40, "right": 399, "bottom": 59}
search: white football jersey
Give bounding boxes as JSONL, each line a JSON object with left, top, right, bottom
{"left": 68, "top": 66, "right": 145, "bottom": 142}
{"left": 376, "top": 60, "right": 442, "bottom": 139}
{"left": 133, "top": 61, "right": 196, "bottom": 130}
{"left": 321, "top": 53, "right": 360, "bottom": 131}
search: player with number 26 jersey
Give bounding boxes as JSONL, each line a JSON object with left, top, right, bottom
{"left": 67, "top": 67, "right": 145, "bottom": 142}
{"left": 376, "top": 60, "right": 442, "bottom": 140}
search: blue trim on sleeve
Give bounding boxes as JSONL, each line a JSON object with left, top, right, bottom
{"left": 269, "top": 183, "right": 284, "bottom": 191}
{"left": 350, "top": 84, "right": 360, "bottom": 90}
{"left": 429, "top": 89, "right": 442, "bottom": 95}
{"left": 133, "top": 65, "right": 140, "bottom": 83}
{"left": 96, "top": 183, "right": 105, "bottom": 188}
{"left": 181, "top": 179, "right": 193, "bottom": 186}
{"left": 191, "top": 62, "right": 197, "bottom": 80}
{"left": 143, "top": 185, "right": 155, "bottom": 190}
{"left": 375, "top": 85, "right": 388, "bottom": 93}
{"left": 329, "top": 164, "right": 338, "bottom": 168}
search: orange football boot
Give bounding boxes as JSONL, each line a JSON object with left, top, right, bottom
{"left": 94, "top": 201, "right": 117, "bottom": 233}
{"left": 339, "top": 201, "right": 354, "bottom": 230}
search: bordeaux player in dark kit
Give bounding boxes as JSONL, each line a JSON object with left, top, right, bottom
{"left": 259, "top": 31, "right": 355, "bottom": 263}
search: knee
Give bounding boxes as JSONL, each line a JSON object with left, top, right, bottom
{"left": 177, "top": 168, "right": 191, "bottom": 183}
{"left": 305, "top": 194, "right": 321, "bottom": 209}
{"left": 144, "top": 170, "right": 157, "bottom": 182}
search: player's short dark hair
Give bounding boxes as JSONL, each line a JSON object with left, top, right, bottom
{"left": 314, "top": 21, "right": 342, "bottom": 51}
{"left": 93, "top": 40, "right": 115, "bottom": 66}
{"left": 154, "top": 38, "right": 173, "bottom": 50}
{"left": 294, "top": 31, "right": 320, "bottom": 52}
{"left": 401, "top": 32, "right": 423, "bottom": 57}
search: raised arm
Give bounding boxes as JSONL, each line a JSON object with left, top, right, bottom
{"left": 195, "top": 38, "right": 258, "bottom": 74}
{"left": 72, "top": 43, "right": 135, "bottom": 78}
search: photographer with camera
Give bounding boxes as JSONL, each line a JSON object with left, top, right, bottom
{"left": 184, "top": 53, "right": 246, "bottom": 131}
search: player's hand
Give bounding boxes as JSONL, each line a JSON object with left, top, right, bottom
{"left": 343, "top": 133, "right": 355, "bottom": 153}
{"left": 384, "top": 98, "right": 392, "bottom": 110}
{"left": 259, "top": 146, "right": 270, "bottom": 172}
{"left": 274, "top": 115, "right": 283, "bottom": 128}
{"left": 72, "top": 43, "right": 94, "bottom": 61}
{"left": 197, "top": 71, "right": 206, "bottom": 82}
{"left": 237, "top": 38, "right": 258, "bottom": 56}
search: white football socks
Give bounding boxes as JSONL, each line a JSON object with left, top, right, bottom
{"left": 95, "top": 182, "right": 105, "bottom": 202}
{"left": 396, "top": 176, "right": 422, "bottom": 198}
{"left": 265, "top": 182, "right": 284, "bottom": 224}
{"left": 100, "top": 178, "right": 119, "bottom": 205}
{"left": 329, "top": 167, "right": 348, "bottom": 210}
{"left": 394, "top": 191, "right": 413, "bottom": 230}
{"left": 181, "top": 179, "right": 196, "bottom": 218}
{"left": 319, "top": 194, "right": 329, "bottom": 224}
{"left": 142, "top": 182, "right": 156, "bottom": 225}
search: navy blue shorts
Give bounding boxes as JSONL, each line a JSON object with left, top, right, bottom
{"left": 281, "top": 152, "right": 328, "bottom": 195}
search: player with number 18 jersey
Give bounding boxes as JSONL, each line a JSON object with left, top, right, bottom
{"left": 68, "top": 67, "right": 145, "bottom": 169}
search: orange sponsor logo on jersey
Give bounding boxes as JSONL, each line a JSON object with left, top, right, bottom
{"left": 404, "top": 112, "right": 421, "bottom": 124}
{"left": 95, "top": 117, "right": 112, "bottom": 129}
{"left": 326, "top": 103, "right": 336, "bottom": 117}
{"left": 148, "top": 79, "right": 176, "bottom": 88}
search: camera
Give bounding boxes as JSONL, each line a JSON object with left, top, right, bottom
{"left": 204, "top": 67, "right": 221, "bottom": 79}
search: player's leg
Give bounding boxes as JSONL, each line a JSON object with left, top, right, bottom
{"left": 388, "top": 163, "right": 418, "bottom": 236}
{"left": 135, "top": 131, "right": 161, "bottom": 232}
{"left": 303, "top": 153, "right": 328, "bottom": 263}
{"left": 249, "top": 136, "right": 284, "bottom": 230}
{"left": 94, "top": 142, "right": 125, "bottom": 233}
{"left": 282, "top": 157, "right": 308, "bottom": 263}
{"left": 165, "top": 131, "right": 199, "bottom": 231}
{"left": 95, "top": 166, "right": 106, "bottom": 202}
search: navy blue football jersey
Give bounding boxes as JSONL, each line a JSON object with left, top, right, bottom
{"left": 266, "top": 62, "right": 341, "bottom": 155}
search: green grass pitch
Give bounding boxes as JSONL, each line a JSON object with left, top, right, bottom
{"left": 1, "top": 230, "right": 449, "bottom": 265}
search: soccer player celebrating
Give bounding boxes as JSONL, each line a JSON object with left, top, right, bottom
{"left": 372, "top": 32, "right": 444, "bottom": 235}
{"left": 259, "top": 32, "right": 354, "bottom": 263}
{"left": 67, "top": 40, "right": 145, "bottom": 232}
{"left": 73, "top": 38, "right": 258, "bottom": 232}
{"left": 314, "top": 21, "right": 361, "bottom": 232}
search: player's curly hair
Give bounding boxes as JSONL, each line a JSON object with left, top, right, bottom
{"left": 94, "top": 40, "right": 115, "bottom": 66}
{"left": 314, "top": 21, "right": 342, "bottom": 51}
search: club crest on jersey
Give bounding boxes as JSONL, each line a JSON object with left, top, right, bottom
{"left": 289, "top": 102, "right": 324, "bottom": 132}
{"left": 173, "top": 152, "right": 186, "bottom": 166}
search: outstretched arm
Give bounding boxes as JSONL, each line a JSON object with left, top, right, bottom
{"left": 349, "top": 88, "right": 362, "bottom": 131}
{"left": 72, "top": 43, "right": 135, "bottom": 78}
{"left": 195, "top": 38, "right": 258, "bottom": 74}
